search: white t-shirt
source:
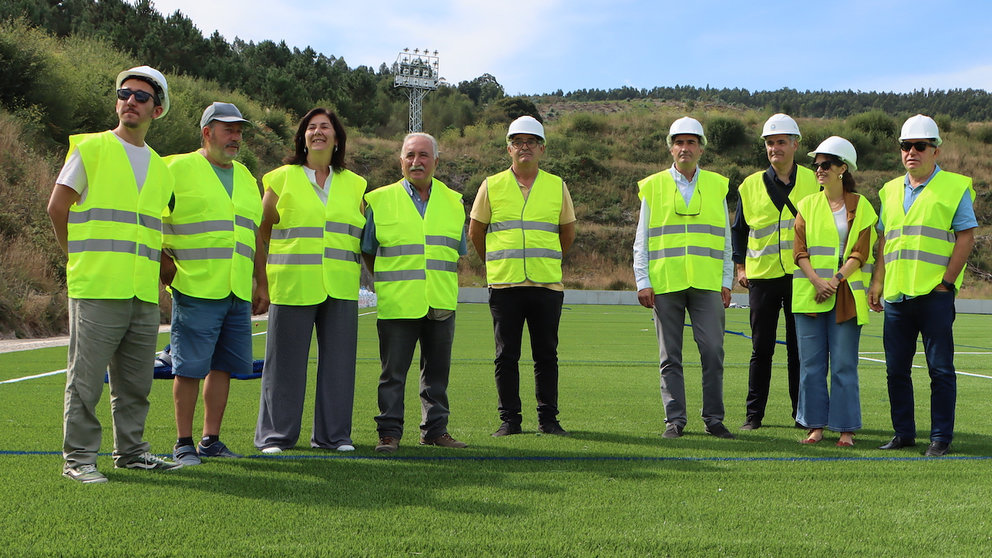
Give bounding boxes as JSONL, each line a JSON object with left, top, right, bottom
{"left": 833, "top": 206, "right": 849, "bottom": 257}
{"left": 302, "top": 166, "right": 333, "bottom": 205}
{"left": 56, "top": 131, "right": 153, "bottom": 204}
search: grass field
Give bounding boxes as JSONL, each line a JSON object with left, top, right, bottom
{"left": 2, "top": 303, "right": 992, "bottom": 557}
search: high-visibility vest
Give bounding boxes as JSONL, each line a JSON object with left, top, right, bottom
{"left": 65, "top": 131, "right": 173, "bottom": 303}
{"left": 162, "top": 152, "right": 261, "bottom": 301}
{"left": 791, "top": 193, "right": 878, "bottom": 324}
{"left": 637, "top": 169, "right": 729, "bottom": 293}
{"left": 879, "top": 171, "right": 974, "bottom": 300}
{"left": 264, "top": 165, "right": 367, "bottom": 305}
{"left": 364, "top": 178, "right": 464, "bottom": 320}
{"left": 738, "top": 167, "right": 819, "bottom": 279}
{"left": 484, "top": 169, "right": 564, "bottom": 284}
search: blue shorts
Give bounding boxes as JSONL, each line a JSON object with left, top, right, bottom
{"left": 170, "top": 290, "right": 253, "bottom": 379}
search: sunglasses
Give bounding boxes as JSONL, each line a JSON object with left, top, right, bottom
{"left": 811, "top": 160, "right": 842, "bottom": 171}
{"left": 900, "top": 141, "right": 937, "bottom": 152}
{"left": 116, "top": 88, "right": 156, "bottom": 104}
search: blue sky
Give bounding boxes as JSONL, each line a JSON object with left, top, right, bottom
{"left": 148, "top": 0, "right": 992, "bottom": 95}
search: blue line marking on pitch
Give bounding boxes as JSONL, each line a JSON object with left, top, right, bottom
{"left": 4, "top": 449, "right": 990, "bottom": 462}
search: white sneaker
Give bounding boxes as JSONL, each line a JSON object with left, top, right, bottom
{"left": 63, "top": 463, "right": 108, "bottom": 484}
{"left": 261, "top": 446, "right": 282, "bottom": 454}
{"left": 117, "top": 451, "right": 182, "bottom": 470}
{"left": 336, "top": 444, "right": 355, "bottom": 452}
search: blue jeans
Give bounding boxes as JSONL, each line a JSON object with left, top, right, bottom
{"left": 883, "top": 291, "right": 957, "bottom": 443}
{"left": 795, "top": 309, "right": 862, "bottom": 432}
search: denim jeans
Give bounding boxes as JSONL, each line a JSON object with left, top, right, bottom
{"left": 795, "top": 309, "right": 862, "bottom": 432}
{"left": 883, "top": 291, "right": 957, "bottom": 443}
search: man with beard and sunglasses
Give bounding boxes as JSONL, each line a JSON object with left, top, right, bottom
{"left": 633, "top": 117, "right": 735, "bottom": 441}
{"left": 468, "top": 115, "right": 576, "bottom": 438}
{"left": 48, "top": 65, "right": 179, "bottom": 483}
{"left": 869, "top": 114, "right": 976, "bottom": 457}
{"left": 160, "top": 102, "right": 264, "bottom": 465}
{"left": 363, "top": 133, "right": 469, "bottom": 453}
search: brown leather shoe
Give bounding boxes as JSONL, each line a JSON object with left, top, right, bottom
{"left": 420, "top": 433, "right": 467, "bottom": 448}
{"left": 375, "top": 436, "right": 399, "bottom": 453}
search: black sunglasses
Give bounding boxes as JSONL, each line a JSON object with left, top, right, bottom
{"left": 899, "top": 141, "right": 937, "bottom": 152}
{"left": 116, "top": 88, "right": 155, "bottom": 104}
{"left": 811, "top": 160, "right": 842, "bottom": 171}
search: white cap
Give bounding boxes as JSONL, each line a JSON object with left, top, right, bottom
{"left": 899, "top": 114, "right": 942, "bottom": 146}
{"left": 761, "top": 113, "right": 801, "bottom": 139}
{"left": 507, "top": 115, "right": 545, "bottom": 141}
{"left": 116, "top": 65, "right": 170, "bottom": 119}
{"left": 667, "top": 116, "right": 707, "bottom": 147}
{"left": 808, "top": 136, "right": 858, "bottom": 171}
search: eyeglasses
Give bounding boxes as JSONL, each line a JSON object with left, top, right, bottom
{"left": 811, "top": 160, "right": 842, "bottom": 171}
{"left": 116, "top": 88, "right": 155, "bottom": 104}
{"left": 510, "top": 138, "right": 542, "bottom": 149}
{"left": 900, "top": 141, "right": 937, "bottom": 152}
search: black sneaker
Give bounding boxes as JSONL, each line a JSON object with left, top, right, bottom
{"left": 662, "top": 424, "right": 684, "bottom": 439}
{"left": 705, "top": 422, "right": 736, "bottom": 439}
{"left": 492, "top": 422, "right": 522, "bottom": 437}
{"left": 739, "top": 420, "right": 761, "bottom": 431}
{"left": 538, "top": 422, "right": 569, "bottom": 436}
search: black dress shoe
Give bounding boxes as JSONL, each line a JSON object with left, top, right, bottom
{"left": 924, "top": 441, "right": 951, "bottom": 457}
{"left": 739, "top": 420, "right": 761, "bottom": 431}
{"left": 878, "top": 436, "right": 916, "bottom": 450}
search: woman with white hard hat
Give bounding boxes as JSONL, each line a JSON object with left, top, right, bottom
{"left": 792, "top": 136, "right": 877, "bottom": 447}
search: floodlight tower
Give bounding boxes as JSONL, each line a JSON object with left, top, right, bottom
{"left": 393, "top": 48, "right": 440, "bottom": 132}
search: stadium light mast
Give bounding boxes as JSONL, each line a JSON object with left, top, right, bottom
{"left": 393, "top": 48, "right": 440, "bottom": 132}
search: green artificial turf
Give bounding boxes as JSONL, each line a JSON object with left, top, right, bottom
{"left": 2, "top": 304, "right": 992, "bottom": 557}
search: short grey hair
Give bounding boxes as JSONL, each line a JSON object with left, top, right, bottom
{"left": 401, "top": 132, "right": 439, "bottom": 158}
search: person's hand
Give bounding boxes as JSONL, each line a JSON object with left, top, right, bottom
{"left": 736, "top": 266, "right": 749, "bottom": 289}
{"left": 867, "top": 282, "right": 884, "bottom": 312}
{"left": 252, "top": 283, "right": 270, "bottom": 315}
{"left": 637, "top": 287, "right": 655, "bottom": 309}
{"left": 721, "top": 287, "right": 732, "bottom": 308}
{"left": 160, "top": 254, "right": 177, "bottom": 286}
{"left": 811, "top": 276, "right": 837, "bottom": 304}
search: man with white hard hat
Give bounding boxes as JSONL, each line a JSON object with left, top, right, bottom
{"left": 731, "top": 113, "right": 819, "bottom": 431}
{"left": 161, "top": 102, "right": 264, "bottom": 465}
{"left": 633, "top": 117, "right": 735, "bottom": 440}
{"left": 468, "top": 115, "right": 576, "bottom": 437}
{"left": 47, "top": 65, "right": 180, "bottom": 483}
{"left": 869, "top": 114, "right": 977, "bottom": 457}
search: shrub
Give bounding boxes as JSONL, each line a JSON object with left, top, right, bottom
{"left": 706, "top": 117, "right": 747, "bottom": 151}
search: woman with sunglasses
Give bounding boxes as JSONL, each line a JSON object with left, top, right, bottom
{"left": 254, "top": 108, "right": 367, "bottom": 453}
{"left": 792, "top": 136, "right": 877, "bottom": 447}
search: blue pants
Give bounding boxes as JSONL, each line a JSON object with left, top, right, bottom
{"left": 883, "top": 291, "right": 957, "bottom": 443}
{"left": 795, "top": 310, "right": 862, "bottom": 432}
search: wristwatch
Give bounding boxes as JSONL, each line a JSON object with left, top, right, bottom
{"left": 940, "top": 279, "right": 956, "bottom": 293}
{"left": 834, "top": 272, "right": 844, "bottom": 281}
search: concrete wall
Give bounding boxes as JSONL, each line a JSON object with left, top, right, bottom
{"left": 458, "top": 288, "right": 992, "bottom": 314}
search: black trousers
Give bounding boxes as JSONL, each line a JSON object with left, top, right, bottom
{"left": 744, "top": 276, "right": 800, "bottom": 422}
{"left": 489, "top": 287, "right": 564, "bottom": 425}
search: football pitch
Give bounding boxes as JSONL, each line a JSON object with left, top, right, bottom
{"left": 2, "top": 303, "right": 992, "bottom": 556}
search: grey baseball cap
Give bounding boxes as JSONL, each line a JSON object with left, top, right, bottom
{"left": 200, "top": 102, "right": 250, "bottom": 128}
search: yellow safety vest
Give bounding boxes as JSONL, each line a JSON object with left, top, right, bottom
{"left": 879, "top": 171, "right": 974, "bottom": 300}
{"left": 484, "top": 169, "right": 564, "bottom": 284}
{"left": 738, "top": 167, "right": 819, "bottom": 278}
{"left": 65, "top": 131, "right": 173, "bottom": 303}
{"left": 365, "top": 179, "right": 464, "bottom": 320}
{"left": 162, "top": 152, "right": 261, "bottom": 301}
{"left": 265, "top": 165, "right": 367, "bottom": 305}
{"left": 791, "top": 193, "right": 878, "bottom": 324}
{"left": 638, "top": 169, "right": 729, "bottom": 293}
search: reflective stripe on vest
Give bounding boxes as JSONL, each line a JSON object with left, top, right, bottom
{"left": 365, "top": 178, "right": 464, "bottom": 319}
{"left": 637, "top": 169, "right": 729, "bottom": 294}
{"left": 738, "top": 167, "right": 819, "bottom": 279}
{"left": 484, "top": 169, "right": 564, "bottom": 284}
{"left": 162, "top": 152, "right": 261, "bottom": 301}
{"left": 791, "top": 193, "right": 878, "bottom": 324}
{"left": 264, "top": 165, "right": 367, "bottom": 304}
{"left": 65, "top": 131, "right": 173, "bottom": 302}
{"left": 879, "top": 171, "right": 973, "bottom": 300}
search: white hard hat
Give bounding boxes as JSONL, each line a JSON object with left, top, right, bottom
{"left": 761, "top": 113, "right": 801, "bottom": 139}
{"left": 808, "top": 136, "right": 858, "bottom": 171}
{"left": 899, "top": 114, "right": 941, "bottom": 146}
{"left": 667, "top": 116, "right": 707, "bottom": 147}
{"left": 507, "top": 115, "right": 545, "bottom": 141}
{"left": 116, "top": 65, "right": 170, "bottom": 119}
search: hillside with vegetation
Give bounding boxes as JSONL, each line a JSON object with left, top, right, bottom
{"left": 1, "top": 2, "right": 990, "bottom": 338}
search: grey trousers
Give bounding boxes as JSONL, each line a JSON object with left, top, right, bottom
{"left": 652, "top": 288, "right": 726, "bottom": 428}
{"left": 374, "top": 315, "right": 455, "bottom": 440}
{"left": 254, "top": 297, "right": 358, "bottom": 450}
{"left": 63, "top": 298, "right": 159, "bottom": 467}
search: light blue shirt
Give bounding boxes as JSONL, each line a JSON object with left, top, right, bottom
{"left": 876, "top": 166, "right": 978, "bottom": 232}
{"left": 361, "top": 179, "right": 468, "bottom": 255}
